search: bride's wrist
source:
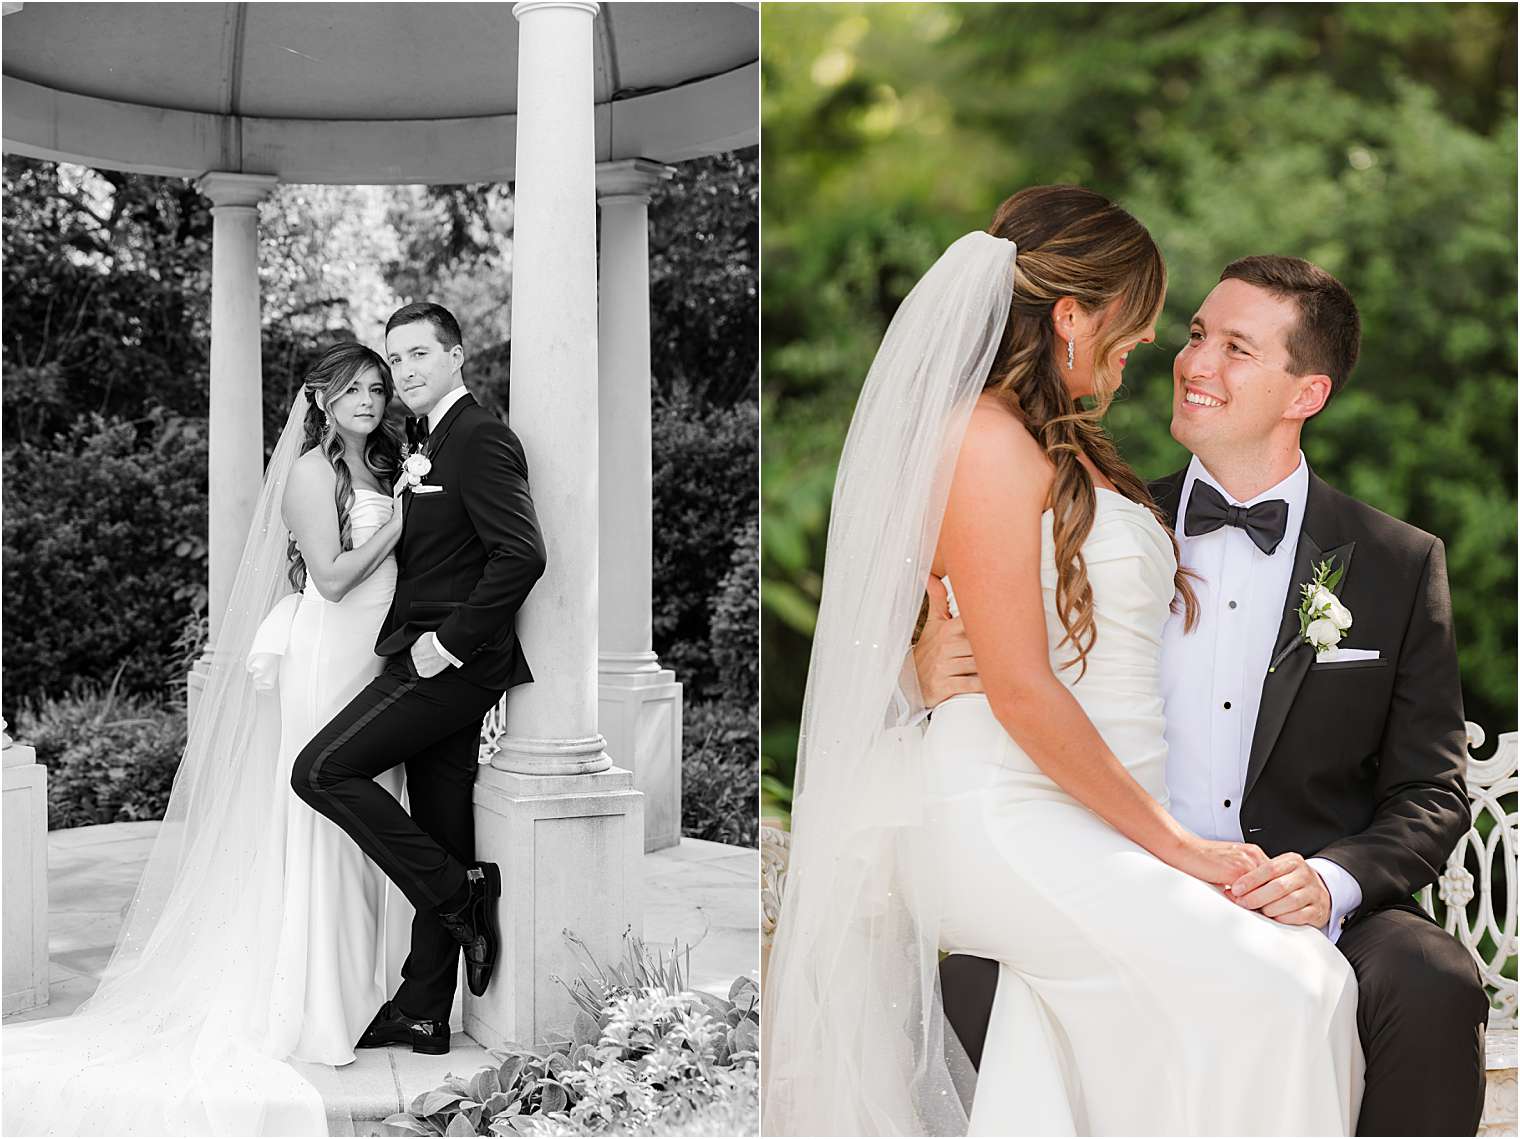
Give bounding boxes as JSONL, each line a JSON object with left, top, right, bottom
{"left": 1151, "top": 824, "right": 1196, "bottom": 867}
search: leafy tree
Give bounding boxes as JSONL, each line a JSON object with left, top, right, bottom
{"left": 761, "top": 3, "right": 1517, "bottom": 810}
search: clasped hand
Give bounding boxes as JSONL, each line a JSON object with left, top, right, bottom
{"left": 1225, "top": 851, "right": 1331, "bottom": 928}
{"left": 913, "top": 573, "right": 1330, "bottom": 931}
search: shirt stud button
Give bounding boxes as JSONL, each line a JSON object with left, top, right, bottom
{"left": 1228, "top": 600, "right": 1237, "bottom": 609}
{"left": 1223, "top": 700, "right": 1232, "bottom": 709}
{"left": 1224, "top": 799, "right": 1232, "bottom": 808}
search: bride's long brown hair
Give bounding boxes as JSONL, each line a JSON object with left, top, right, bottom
{"left": 984, "top": 185, "right": 1198, "bottom": 677}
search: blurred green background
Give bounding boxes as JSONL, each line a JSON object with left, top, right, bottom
{"left": 760, "top": 2, "right": 1517, "bottom": 816}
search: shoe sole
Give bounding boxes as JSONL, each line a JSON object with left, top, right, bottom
{"left": 467, "top": 862, "right": 502, "bottom": 997}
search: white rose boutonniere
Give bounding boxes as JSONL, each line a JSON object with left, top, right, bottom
{"left": 1299, "top": 558, "right": 1351, "bottom": 650}
{"left": 1269, "top": 557, "right": 1352, "bottom": 673}
{"left": 400, "top": 450, "right": 432, "bottom": 493}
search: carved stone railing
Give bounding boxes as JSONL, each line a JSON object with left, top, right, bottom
{"left": 761, "top": 723, "right": 1518, "bottom": 1133}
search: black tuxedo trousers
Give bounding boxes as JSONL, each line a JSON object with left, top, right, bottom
{"left": 293, "top": 654, "right": 501, "bottom": 1020}
{"left": 936, "top": 469, "right": 1487, "bottom": 1134}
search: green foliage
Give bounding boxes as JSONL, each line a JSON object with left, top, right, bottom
{"left": 3, "top": 410, "right": 209, "bottom": 702}
{"left": 13, "top": 677, "right": 187, "bottom": 829}
{"left": 761, "top": 2, "right": 1518, "bottom": 809}
{"left": 380, "top": 934, "right": 758, "bottom": 1138}
{"left": 681, "top": 700, "right": 759, "bottom": 848}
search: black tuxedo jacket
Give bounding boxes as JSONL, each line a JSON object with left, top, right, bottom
{"left": 376, "top": 392, "right": 547, "bottom": 690}
{"left": 1149, "top": 466, "right": 1470, "bottom": 926}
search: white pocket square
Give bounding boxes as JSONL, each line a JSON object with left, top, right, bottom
{"left": 412, "top": 484, "right": 445, "bottom": 495}
{"left": 1315, "top": 647, "right": 1380, "bottom": 664}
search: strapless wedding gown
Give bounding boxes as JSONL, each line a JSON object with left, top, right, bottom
{"left": 3, "top": 489, "right": 412, "bottom": 1135}
{"left": 927, "top": 490, "right": 1363, "bottom": 1135}
{"left": 260, "top": 487, "right": 410, "bottom": 1065}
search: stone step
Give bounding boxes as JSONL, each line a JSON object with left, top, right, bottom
{"left": 325, "top": 1035, "right": 494, "bottom": 1136}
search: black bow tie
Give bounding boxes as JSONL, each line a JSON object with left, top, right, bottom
{"left": 405, "top": 415, "right": 430, "bottom": 449}
{"left": 1183, "top": 480, "right": 1289, "bottom": 555}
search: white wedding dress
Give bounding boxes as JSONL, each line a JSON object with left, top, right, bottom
{"left": 3, "top": 488, "right": 413, "bottom": 1135}
{"left": 258, "top": 488, "right": 411, "bottom": 1065}
{"left": 926, "top": 490, "right": 1364, "bottom": 1135}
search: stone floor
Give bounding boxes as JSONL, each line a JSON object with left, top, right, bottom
{"left": 5, "top": 821, "right": 758, "bottom": 1133}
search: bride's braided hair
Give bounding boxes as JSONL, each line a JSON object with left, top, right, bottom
{"left": 983, "top": 186, "right": 1198, "bottom": 679}
{"left": 286, "top": 342, "right": 403, "bottom": 591}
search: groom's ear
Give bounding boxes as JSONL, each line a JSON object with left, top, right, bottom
{"left": 1284, "top": 372, "right": 1333, "bottom": 422}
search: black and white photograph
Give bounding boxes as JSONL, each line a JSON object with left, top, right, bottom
{"left": 0, "top": 3, "right": 759, "bottom": 1135}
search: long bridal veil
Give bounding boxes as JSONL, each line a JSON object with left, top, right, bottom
{"left": 3, "top": 395, "right": 349, "bottom": 1136}
{"left": 762, "top": 232, "right": 1017, "bottom": 1136}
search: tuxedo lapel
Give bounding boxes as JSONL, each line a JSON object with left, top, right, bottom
{"left": 1242, "top": 473, "right": 1356, "bottom": 799}
{"left": 422, "top": 391, "right": 475, "bottom": 458}
{"left": 400, "top": 391, "right": 476, "bottom": 545}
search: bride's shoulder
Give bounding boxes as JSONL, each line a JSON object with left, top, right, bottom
{"left": 958, "top": 394, "right": 1053, "bottom": 486}
{"left": 290, "top": 448, "right": 336, "bottom": 484}
{"left": 282, "top": 448, "right": 336, "bottom": 513}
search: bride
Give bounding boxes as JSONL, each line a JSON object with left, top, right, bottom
{"left": 761, "top": 186, "right": 1363, "bottom": 1135}
{"left": 4, "top": 342, "right": 419, "bottom": 1135}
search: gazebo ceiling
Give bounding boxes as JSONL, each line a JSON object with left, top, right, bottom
{"left": 1, "top": 1, "right": 757, "bottom": 183}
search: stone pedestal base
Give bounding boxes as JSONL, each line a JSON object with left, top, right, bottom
{"left": 3, "top": 740, "right": 49, "bottom": 1014}
{"left": 463, "top": 765, "right": 644, "bottom": 1049}
{"left": 599, "top": 667, "right": 682, "bottom": 853}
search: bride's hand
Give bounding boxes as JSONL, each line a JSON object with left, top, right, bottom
{"left": 1167, "top": 836, "right": 1267, "bottom": 888}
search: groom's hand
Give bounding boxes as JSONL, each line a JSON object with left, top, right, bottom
{"left": 410, "top": 632, "right": 453, "bottom": 679}
{"left": 1227, "top": 851, "right": 1331, "bottom": 928}
{"left": 913, "top": 575, "right": 984, "bottom": 707}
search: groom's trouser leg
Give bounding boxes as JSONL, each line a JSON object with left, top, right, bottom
{"left": 1336, "top": 905, "right": 1488, "bottom": 1136}
{"left": 292, "top": 662, "right": 502, "bottom": 910}
{"left": 393, "top": 718, "right": 490, "bottom": 1022}
{"left": 938, "top": 954, "right": 999, "bottom": 1070}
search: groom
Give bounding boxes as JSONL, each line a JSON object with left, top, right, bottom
{"left": 918, "top": 258, "right": 1488, "bottom": 1134}
{"left": 293, "top": 302, "right": 546, "bottom": 1054}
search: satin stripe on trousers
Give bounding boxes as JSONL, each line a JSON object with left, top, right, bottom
{"left": 291, "top": 655, "right": 502, "bottom": 1018}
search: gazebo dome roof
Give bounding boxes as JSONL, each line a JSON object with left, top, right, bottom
{"left": 1, "top": 1, "right": 757, "bottom": 183}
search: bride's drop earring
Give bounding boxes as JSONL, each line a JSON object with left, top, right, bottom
{"left": 1066, "top": 337, "right": 1075, "bottom": 370}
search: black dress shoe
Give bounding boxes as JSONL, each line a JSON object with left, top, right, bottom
{"left": 436, "top": 862, "right": 501, "bottom": 997}
{"left": 355, "top": 1000, "right": 450, "bottom": 1055}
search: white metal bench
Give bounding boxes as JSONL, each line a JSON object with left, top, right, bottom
{"left": 761, "top": 723, "right": 1518, "bottom": 1134}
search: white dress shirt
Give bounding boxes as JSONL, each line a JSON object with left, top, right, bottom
{"left": 423, "top": 383, "right": 470, "bottom": 433}
{"left": 413, "top": 383, "right": 471, "bottom": 670}
{"left": 1159, "top": 452, "right": 1361, "bottom": 942}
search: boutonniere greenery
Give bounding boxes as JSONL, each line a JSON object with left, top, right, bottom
{"left": 1269, "top": 557, "right": 1351, "bottom": 672}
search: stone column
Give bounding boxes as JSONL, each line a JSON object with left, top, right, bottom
{"left": 187, "top": 173, "right": 277, "bottom": 718}
{"left": 2, "top": 719, "right": 49, "bottom": 1014}
{"left": 596, "top": 159, "right": 682, "bottom": 852}
{"left": 467, "top": 0, "right": 643, "bottom": 1051}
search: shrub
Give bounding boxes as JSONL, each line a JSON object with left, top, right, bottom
{"left": 381, "top": 934, "right": 758, "bottom": 1138}
{"left": 708, "top": 518, "right": 758, "bottom": 709}
{"left": 681, "top": 700, "right": 757, "bottom": 848}
{"left": 2, "top": 408, "right": 209, "bottom": 703}
{"left": 12, "top": 677, "right": 187, "bottom": 829}
{"left": 651, "top": 392, "right": 757, "bottom": 704}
